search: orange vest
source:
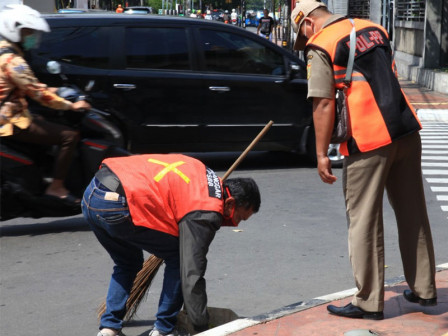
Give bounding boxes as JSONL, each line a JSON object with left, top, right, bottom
{"left": 306, "top": 18, "right": 421, "bottom": 155}
{"left": 102, "top": 154, "right": 224, "bottom": 237}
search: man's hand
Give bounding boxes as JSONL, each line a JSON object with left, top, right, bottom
{"left": 317, "top": 155, "right": 337, "bottom": 184}
{"left": 312, "top": 97, "right": 336, "bottom": 184}
{"left": 71, "top": 100, "right": 91, "bottom": 111}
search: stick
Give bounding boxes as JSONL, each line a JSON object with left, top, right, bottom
{"left": 222, "top": 120, "right": 274, "bottom": 180}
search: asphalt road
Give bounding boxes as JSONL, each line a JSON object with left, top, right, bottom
{"left": 1, "top": 150, "right": 447, "bottom": 336}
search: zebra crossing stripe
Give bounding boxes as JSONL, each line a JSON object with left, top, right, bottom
{"left": 422, "top": 150, "right": 448, "bottom": 154}
{"left": 421, "top": 120, "right": 448, "bottom": 218}
{"left": 422, "top": 156, "right": 448, "bottom": 161}
{"left": 423, "top": 170, "right": 448, "bottom": 175}
{"left": 422, "top": 162, "right": 448, "bottom": 167}
{"left": 431, "top": 186, "right": 448, "bottom": 192}
{"left": 426, "top": 178, "right": 448, "bottom": 183}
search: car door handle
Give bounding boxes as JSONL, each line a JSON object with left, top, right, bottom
{"left": 113, "top": 84, "right": 136, "bottom": 90}
{"left": 209, "top": 86, "right": 231, "bottom": 92}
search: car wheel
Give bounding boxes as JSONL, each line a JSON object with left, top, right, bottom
{"left": 326, "top": 143, "right": 344, "bottom": 167}
{"left": 306, "top": 129, "right": 344, "bottom": 168}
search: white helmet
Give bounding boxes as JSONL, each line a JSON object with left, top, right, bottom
{"left": 0, "top": 4, "right": 50, "bottom": 43}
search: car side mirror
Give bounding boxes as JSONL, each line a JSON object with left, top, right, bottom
{"left": 46, "top": 60, "right": 68, "bottom": 82}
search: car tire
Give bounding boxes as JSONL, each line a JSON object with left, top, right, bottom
{"left": 306, "top": 128, "right": 344, "bottom": 168}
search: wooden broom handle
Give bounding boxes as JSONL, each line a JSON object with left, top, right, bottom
{"left": 222, "top": 120, "right": 274, "bottom": 181}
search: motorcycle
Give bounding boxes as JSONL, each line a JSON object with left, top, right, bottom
{"left": 0, "top": 62, "right": 130, "bottom": 221}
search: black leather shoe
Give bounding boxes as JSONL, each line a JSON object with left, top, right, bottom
{"left": 327, "top": 303, "right": 384, "bottom": 320}
{"left": 403, "top": 290, "right": 437, "bottom": 306}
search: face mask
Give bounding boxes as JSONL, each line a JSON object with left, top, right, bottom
{"left": 22, "top": 32, "right": 41, "bottom": 51}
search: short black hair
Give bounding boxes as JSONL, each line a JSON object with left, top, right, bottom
{"left": 223, "top": 178, "right": 260, "bottom": 213}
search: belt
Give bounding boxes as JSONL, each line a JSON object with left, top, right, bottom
{"left": 95, "top": 165, "right": 125, "bottom": 196}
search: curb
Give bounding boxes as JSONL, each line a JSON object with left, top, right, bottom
{"left": 198, "top": 263, "right": 448, "bottom": 336}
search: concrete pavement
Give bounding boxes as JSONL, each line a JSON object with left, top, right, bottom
{"left": 196, "top": 80, "right": 448, "bottom": 336}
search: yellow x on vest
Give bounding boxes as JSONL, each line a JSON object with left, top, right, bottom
{"left": 148, "top": 158, "right": 191, "bottom": 184}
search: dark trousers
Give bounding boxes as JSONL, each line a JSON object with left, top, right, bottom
{"left": 9, "top": 116, "right": 79, "bottom": 180}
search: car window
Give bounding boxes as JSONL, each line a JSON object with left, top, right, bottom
{"left": 36, "top": 27, "right": 110, "bottom": 68}
{"left": 125, "top": 27, "right": 190, "bottom": 70}
{"left": 198, "top": 29, "right": 285, "bottom": 75}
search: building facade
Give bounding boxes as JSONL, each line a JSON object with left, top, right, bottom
{"left": 341, "top": 0, "right": 447, "bottom": 93}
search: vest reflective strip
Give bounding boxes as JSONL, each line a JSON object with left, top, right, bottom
{"left": 335, "top": 71, "right": 366, "bottom": 84}
{"left": 148, "top": 158, "right": 191, "bottom": 184}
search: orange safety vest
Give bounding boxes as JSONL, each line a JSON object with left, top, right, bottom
{"left": 102, "top": 154, "right": 224, "bottom": 237}
{"left": 306, "top": 18, "right": 421, "bottom": 155}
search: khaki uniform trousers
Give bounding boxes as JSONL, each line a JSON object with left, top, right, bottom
{"left": 343, "top": 131, "right": 436, "bottom": 312}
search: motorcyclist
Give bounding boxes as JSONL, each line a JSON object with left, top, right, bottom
{"left": 205, "top": 9, "right": 213, "bottom": 20}
{"left": 223, "top": 10, "right": 230, "bottom": 24}
{"left": 0, "top": 4, "right": 91, "bottom": 205}
{"left": 230, "top": 8, "right": 238, "bottom": 24}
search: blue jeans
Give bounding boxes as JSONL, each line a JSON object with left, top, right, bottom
{"left": 82, "top": 178, "right": 183, "bottom": 333}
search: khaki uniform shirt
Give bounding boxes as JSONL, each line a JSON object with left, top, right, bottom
{"left": 0, "top": 39, "right": 73, "bottom": 136}
{"left": 306, "top": 14, "right": 345, "bottom": 100}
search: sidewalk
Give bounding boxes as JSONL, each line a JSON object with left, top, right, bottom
{"left": 400, "top": 79, "right": 448, "bottom": 122}
{"left": 204, "top": 264, "right": 448, "bottom": 336}
{"left": 198, "top": 83, "right": 448, "bottom": 336}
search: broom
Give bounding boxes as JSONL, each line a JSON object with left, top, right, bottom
{"left": 97, "top": 120, "right": 274, "bottom": 321}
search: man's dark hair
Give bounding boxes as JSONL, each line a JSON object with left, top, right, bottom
{"left": 223, "top": 178, "right": 260, "bottom": 213}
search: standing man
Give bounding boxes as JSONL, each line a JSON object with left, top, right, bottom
{"left": 82, "top": 154, "right": 261, "bottom": 336}
{"left": 290, "top": 0, "right": 437, "bottom": 320}
{"left": 257, "top": 9, "right": 275, "bottom": 41}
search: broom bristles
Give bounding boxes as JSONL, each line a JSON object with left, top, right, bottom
{"left": 97, "top": 255, "right": 164, "bottom": 321}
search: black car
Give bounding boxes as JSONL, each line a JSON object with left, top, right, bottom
{"left": 27, "top": 14, "right": 331, "bottom": 161}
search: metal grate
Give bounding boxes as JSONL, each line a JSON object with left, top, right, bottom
{"left": 348, "top": 0, "right": 370, "bottom": 19}
{"left": 395, "top": 0, "right": 425, "bottom": 22}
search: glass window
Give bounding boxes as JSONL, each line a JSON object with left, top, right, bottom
{"left": 198, "top": 29, "right": 285, "bottom": 75}
{"left": 36, "top": 27, "right": 110, "bottom": 68}
{"left": 125, "top": 27, "right": 190, "bottom": 70}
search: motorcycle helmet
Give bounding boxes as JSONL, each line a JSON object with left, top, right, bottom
{"left": 0, "top": 4, "right": 50, "bottom": 43}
